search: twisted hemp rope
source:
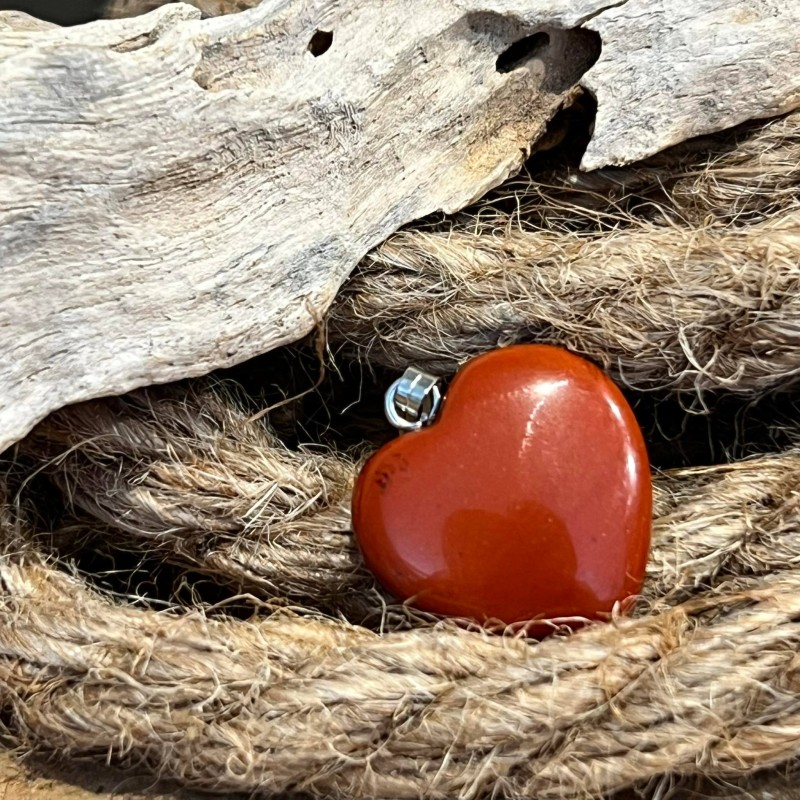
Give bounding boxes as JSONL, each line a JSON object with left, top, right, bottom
{"left": 1, "top": 505, "right": 799, "bottom": 799}
{"left": 22, "top": 385, "right": 800, "bottom": 621}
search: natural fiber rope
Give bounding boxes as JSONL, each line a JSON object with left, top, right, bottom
{"left": 23, "top": 384, "right": 800, "bottom": 621}
{"left": 0, "top": 523, "right": 799, "bottom": 799}
{"left": 28, "top": 386, "right": 376, "bottom": 616}
{"left": 330, "top": 213, "right": 800, "bottom": 392}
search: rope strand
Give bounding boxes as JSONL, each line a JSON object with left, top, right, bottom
{"left": 22, "top": 386, "right": 800, "bottom": 620}
{"left": 1, "top": 542, "right": 798, "bottom": 799}
{"left": 330, "top": 214, "right": 800, "bottom": 392}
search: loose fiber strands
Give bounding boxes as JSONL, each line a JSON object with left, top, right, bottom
{"left": 25, "top": 384, "right": 800, "bottom": 620}
{"left": 329, "top": 212, "right": 800, "bottom": 393}
{"left": 30, "top": 386, "right": 378, "bottom": 617}
{"left": 480, "top": 108, "right": 800, "bottom": 231}
{"left": 0, "top": 527, "right": 799, "bottom": 800}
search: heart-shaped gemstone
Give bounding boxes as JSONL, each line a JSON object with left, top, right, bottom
{"left": 352, "top": 345, "right": 652, "bottom": 626}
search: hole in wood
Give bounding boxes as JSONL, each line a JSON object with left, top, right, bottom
{"left": 308, "top": 30, "right": 333, "bottom": 57}
{"left": 496, "top": 31, "right": 550, "bottom": 73}
{"left": 539, "top": 29, "right": 601, "bottom": 94}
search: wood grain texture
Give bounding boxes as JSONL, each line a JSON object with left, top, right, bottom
{"left": 581, "top": 0, "right": 800, "bottom": 168}
{"left": 1, "top": 0, "right": 799, "bottom": 452}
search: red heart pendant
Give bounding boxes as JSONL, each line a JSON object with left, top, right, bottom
{"left": 352, "top": 345, "right": 652, "bottom": 627}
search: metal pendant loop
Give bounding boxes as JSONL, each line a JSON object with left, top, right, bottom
{"left": 385, "top": 367, "right": 442, "bottom": 432}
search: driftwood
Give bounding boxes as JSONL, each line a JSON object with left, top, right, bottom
{"left": 106, "top": 0, "right": 262, "bottom": 16}
{"left": 2, "top": 0, "right": 800, "bottom": 455}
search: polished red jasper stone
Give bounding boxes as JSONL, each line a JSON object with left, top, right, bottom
{"left": 352, "top": 345, "right": 652, "bottom": 626}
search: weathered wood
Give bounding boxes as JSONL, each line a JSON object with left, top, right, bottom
{"left": 581, "top": 0, "right": 800, "bottom": 168}
{"left": 1, "top": 0, "right": 799, "bottom": 453}
{"left": 106, "top": 0, "right": 261, "bottom": 16}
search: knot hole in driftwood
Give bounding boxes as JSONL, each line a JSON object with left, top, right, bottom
{"left": 467, "top": 12, "right": 601, "bottom": 95}
{"left": 307, "top": 29, "right": 333, "bottom": 57}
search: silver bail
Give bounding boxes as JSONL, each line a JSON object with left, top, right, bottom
{"left": 384, "top": 367, "right": 442, "bottom": 432}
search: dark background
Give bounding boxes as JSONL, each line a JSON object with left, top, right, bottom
{"left": 0, "top": 0, "right": 106, "bottom": 24}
